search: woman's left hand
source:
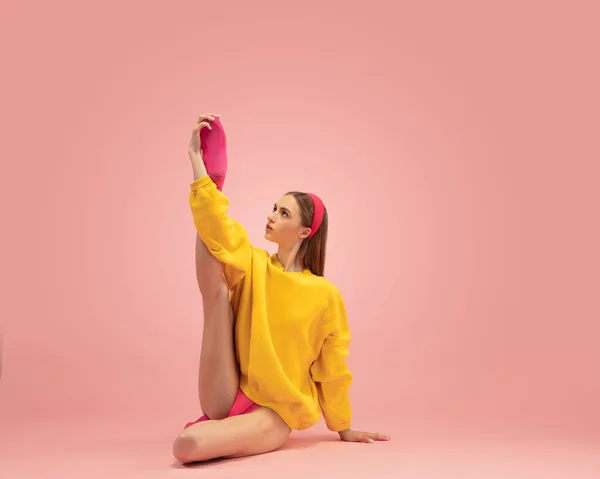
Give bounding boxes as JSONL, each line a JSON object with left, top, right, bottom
{"left": 188, "top": 113, "right": 219, "bottom": 155}
{"left": 339, "top": 429, "right": 391, "bottom": 443}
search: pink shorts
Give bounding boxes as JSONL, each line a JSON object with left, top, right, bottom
{"left": 184, "top": 388, "right": 260, "bottom": 429}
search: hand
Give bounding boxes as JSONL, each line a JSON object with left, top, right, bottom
{"left": 338, "top": 429, "right": 391, "bottom": 444}
{"left": 188, "top": 113, "right": 220, "bottom": 154}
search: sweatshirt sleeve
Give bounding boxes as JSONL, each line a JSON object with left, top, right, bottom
{"left": 310, "top": 287, "right": 353, "bottom": 432}
{"left": 189, "top": 175, "right": 252, "bottom": 290}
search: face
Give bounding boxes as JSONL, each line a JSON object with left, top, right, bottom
{"left": 265, "top": 194, "right": 310, "bottom": 245}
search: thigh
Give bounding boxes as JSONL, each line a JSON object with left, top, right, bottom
{"left": 197, "top": 280, "right": 239, "bottom": 419}
{"left": 195, "top": 235, "right": 227, "bottom": 300}
{"left": 173, "top": 407, "right": 291, "bottom": 464}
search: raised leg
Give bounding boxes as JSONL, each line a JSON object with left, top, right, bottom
{"left": 195, "top": 234, "right": 239, "bottom": 420}
{"left": 173, "top": 407, "right": 291, "bottom": 464}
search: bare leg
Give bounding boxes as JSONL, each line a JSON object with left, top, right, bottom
{"left": 173, "top": 407, "right": 291, "bottom": 464}
{"left": 195, "top": 234, "right": 239, "bottom": 420}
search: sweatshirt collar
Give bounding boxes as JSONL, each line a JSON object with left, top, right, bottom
{"left": 272, "top": 254, "right": 310, "bottom": 274}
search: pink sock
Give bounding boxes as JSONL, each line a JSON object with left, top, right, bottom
{"left": 200, "top": 118, "right": 228, "bottom": 191}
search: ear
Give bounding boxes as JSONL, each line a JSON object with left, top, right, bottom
{"left": 299, "top": 228, "right": 311, "bottom": 239}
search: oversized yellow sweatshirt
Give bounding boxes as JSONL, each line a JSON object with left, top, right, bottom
{"left": 189, "top": 175, "right": 353, "bottom": 431}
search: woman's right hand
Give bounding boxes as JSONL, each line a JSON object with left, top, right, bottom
{"left": 188, "top": 113, "right": 220, "bottom": 155}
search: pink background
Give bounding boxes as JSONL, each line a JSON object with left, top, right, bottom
{"left": 1, "top": 0, "right": 599, "bottom": 477}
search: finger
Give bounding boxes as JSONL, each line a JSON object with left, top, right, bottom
{"left": 361, "top": 435, "right": 374, "bottom": 444}
{"left": 197, "top": 113, "right": 220, "bottom": 122}
{"left": 368, "top": 433, "right": 391, "bottom": 441}
{"left": 193, "top": 121, "right": 212, "bottom": 132}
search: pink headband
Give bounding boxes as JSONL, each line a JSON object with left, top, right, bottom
{"left": 306, "top": 193, "right": 325, "bottom": 239}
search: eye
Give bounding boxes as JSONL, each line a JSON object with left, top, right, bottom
{"left": 274, "top": 205, "right": 289, "bottom": 217}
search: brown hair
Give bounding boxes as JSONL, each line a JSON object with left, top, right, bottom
{"left": 285, "top": 191, "right": 328, "bottom": 277}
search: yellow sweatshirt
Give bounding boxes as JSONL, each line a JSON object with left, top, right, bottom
{"left": 189, "top": 175, "right": 353, "bottom": 431}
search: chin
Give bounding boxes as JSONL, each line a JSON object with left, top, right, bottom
{"left": 264, "top": 230, "right": 276, "bottom": 243}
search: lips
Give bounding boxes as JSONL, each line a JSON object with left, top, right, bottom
{"left": 266, "top": 223, "right": 273, "bottom": 230}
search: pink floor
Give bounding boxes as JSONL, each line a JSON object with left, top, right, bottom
{"left": 1, "top": 418, "right": 598, "bottom": 478}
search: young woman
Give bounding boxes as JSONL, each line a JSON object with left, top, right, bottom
{"left": 172, "top": 113, "right": 390, "bottom": 464}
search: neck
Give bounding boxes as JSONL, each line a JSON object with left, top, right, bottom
{"left": 276, "top": 242, "right": 305, "bottom": 272}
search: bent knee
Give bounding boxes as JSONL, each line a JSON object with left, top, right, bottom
{"left": 172, "top": 431, "right": 200, "bottom": 464}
